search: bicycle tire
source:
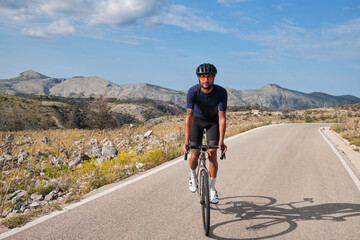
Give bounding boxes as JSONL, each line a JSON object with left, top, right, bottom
{"left": 199, "top": 168, "right": 210, "bottom": 236}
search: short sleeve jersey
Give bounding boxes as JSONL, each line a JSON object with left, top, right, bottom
{"left": 186, "top": 84, "right": 228, "bottom": 120}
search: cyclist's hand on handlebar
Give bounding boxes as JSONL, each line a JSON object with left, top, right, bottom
{"left": 183, "top": 143, "right": 190, "bottom": 160}
{"left": 182, "top": 143, "right": 190, "bottom": 154}
{"left": 219, "top": 142, "right": 227, "bottom": 154}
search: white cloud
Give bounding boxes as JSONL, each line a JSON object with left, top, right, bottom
{"left": 321, "top": 18, "right": 360, "bottom": 41}
{"left": 21, "top": 20, "right": 76, "bottom": 38}
{"left": 161, "top": 5, "right": 232, "bottom": 32}
{"left": 244, "top": 21, "right": 314, "bottom": 49}
{"left": 0, "top": 0, "right": 229, "bottom": 38}
{"left": 238, "top": 18, "right": 360, "bottom": 61}
{"left": 38, "top": 0, "right": 93, "bottom": 18}
{"left": 0, "top": 0, "right": 36, "bottom": 22}
{"left": 0, "top": 0, "right": 90, "bottom": 37}
{"left": 90, "top": 0, "right": 166, "bottom": 26}
{"left": 0, "top": 0, "right": 167, "bottom": 38}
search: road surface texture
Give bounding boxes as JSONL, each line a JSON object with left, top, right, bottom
{"left": 1, "top": 123, "right": 360, "bottom": 239}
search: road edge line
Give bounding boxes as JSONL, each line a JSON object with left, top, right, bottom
{"left": 319, "top": 127, "right": 360, "bottom": 192}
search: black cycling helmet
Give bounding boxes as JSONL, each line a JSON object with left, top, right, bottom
{"left": 196, "top": 63, "right": 217, "bottom": 76}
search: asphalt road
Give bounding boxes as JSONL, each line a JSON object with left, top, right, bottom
{"left": 2, "top": 123, "right": 360, "bottom": 239}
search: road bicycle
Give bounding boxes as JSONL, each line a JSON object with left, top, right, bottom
{"left": 184, "top": 143, "right": 225, "bottom": 236}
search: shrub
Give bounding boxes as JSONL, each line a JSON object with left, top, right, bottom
{"left": 2, "top": 214, "right": 31, "bottom": 229}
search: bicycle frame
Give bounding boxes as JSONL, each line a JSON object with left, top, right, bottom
{"left": 196, "top": 147, "right": 210, "bottom": 201}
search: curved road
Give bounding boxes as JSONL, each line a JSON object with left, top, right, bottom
{"left": 2, "top": 124, "right": 360, "bottom": 239}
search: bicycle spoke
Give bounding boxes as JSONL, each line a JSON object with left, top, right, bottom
{"left": 200, "top": 169, "right": 210, "bottom": 236}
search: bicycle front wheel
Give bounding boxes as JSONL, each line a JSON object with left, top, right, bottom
{"left": 199, "top": 169, "right": 210, "bottom": 236}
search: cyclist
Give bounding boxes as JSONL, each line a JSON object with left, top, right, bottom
{"left": 182, "top": 63, "right": 228, "bottom": 204}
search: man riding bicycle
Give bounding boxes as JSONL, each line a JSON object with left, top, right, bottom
{"left": 182, "top": 63, "right": 228, "bottom": 204}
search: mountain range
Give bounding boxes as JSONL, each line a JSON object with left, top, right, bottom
{"left": 1, "top": 70, "right": 359, "bottom": 109}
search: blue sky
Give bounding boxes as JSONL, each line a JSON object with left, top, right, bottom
{"left": 0, "top": 0, "right": 359, "bottom": 97}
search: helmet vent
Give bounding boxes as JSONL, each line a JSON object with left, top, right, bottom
{"left": 196, "top": 63, "right": 217, "bottom": 76}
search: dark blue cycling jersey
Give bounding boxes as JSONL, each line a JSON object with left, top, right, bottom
{"left": 186, "top": 84, "right": 228, "bottom": 119}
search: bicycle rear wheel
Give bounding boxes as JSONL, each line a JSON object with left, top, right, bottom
{"left": 199, "top": 169, "right": 210, "bottom": 236}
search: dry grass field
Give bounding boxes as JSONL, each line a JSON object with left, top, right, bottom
{"left": 0, "top": 103, "right": 359, "bottom": 228}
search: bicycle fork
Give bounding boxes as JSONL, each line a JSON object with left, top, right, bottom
{"left": 197, "top": 153, "right": 209, "bottom": 204}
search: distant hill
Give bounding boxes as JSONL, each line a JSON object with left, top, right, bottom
{"left": 0, "top": 94, "right": 184, "bottom": 131}
{"left": 0, "top": 70, "right": 187, "bottom": 106}
{"left": 232, "top": 84, "right": 360, "bottom": 109}
{"left": 1, "top": 70, "right": 359, "bottom": 109}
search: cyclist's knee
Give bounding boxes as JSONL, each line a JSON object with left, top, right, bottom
{"left": 208, "top": 154, "right": 218, "bottom": 165}
{"left": 189, "top": 149, "right": 200, "bottom": 160}
{"left": 191, "top": 149, "right": 200, "bottom": 157}
{"left": 208, "top": 149, "right": 217, "bottom": 159}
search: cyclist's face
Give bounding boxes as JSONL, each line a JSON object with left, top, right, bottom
{"left": 198, "top": 74, "right": 215, "bottom": 90}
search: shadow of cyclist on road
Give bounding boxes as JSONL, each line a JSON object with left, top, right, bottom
{"left": 209, "top": 196, "right": 360, "bottom": 240}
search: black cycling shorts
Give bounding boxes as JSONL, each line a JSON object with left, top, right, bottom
{"left": 190, "top": 116, "right": 219, "bottom": 146}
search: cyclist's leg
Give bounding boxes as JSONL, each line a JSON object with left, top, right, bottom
{"left": 188, "top": 117, "right": 203, "bottom": 192}
{"left": 206, "top": 120, "right": 220, "bottom": 203}
{"left": 206, "top": 120, "right": 219, "bottom": 178}
{"left": 189, "top": 117, "right": 203, "bottom": 169}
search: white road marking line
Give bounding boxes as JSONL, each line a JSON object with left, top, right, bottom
{"left": 319, "top": 127, "right": 360, "bottom": 192}
{"left": 0, "top": 124, "right": 276, "bottom": 239}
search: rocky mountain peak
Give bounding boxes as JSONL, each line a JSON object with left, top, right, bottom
{"left": 263, "top": 83, "right": 281, "bottom": 89}
{"left": 1, "top": 70, "right": 359, "bottom": 109}
{"left": 17, "top": 70, "right": 49, "bottom": 80}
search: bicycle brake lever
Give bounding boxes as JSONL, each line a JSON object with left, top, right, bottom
{"left": 184, "top": 143, "right": 190, "bottom": 160}
{"left": 220, "top": 143, "right": 226, "bottom": 160}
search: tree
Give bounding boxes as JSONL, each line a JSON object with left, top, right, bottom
{"left": 66, "top": 110, "right": 78, "bottom": 129}
{"left": 89, "top": 92, "right": 114, "bottom": 129}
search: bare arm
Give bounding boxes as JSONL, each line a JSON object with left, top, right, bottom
{"left": 182, "top": 108, "right": 194, "bottom": 153}
{"left": 219, "top": 111, "right": 226, "bottom": 143}
{"left": 218, "top": 110, "right": 227, "bottom": 153}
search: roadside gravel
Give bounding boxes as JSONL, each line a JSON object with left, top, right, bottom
{"left": 321, "top": 126, "right": 360, "bottom": 180}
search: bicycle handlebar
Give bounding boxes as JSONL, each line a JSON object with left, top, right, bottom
{"left": 184, "top": 143, "right": 226, "bottom": 160}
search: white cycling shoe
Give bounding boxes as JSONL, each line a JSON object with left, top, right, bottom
{"left": 210, "top": 189, "right": 219, "bottom": 204}
{"left": 189, "top": 176, "right": 197, "bottom": 193}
